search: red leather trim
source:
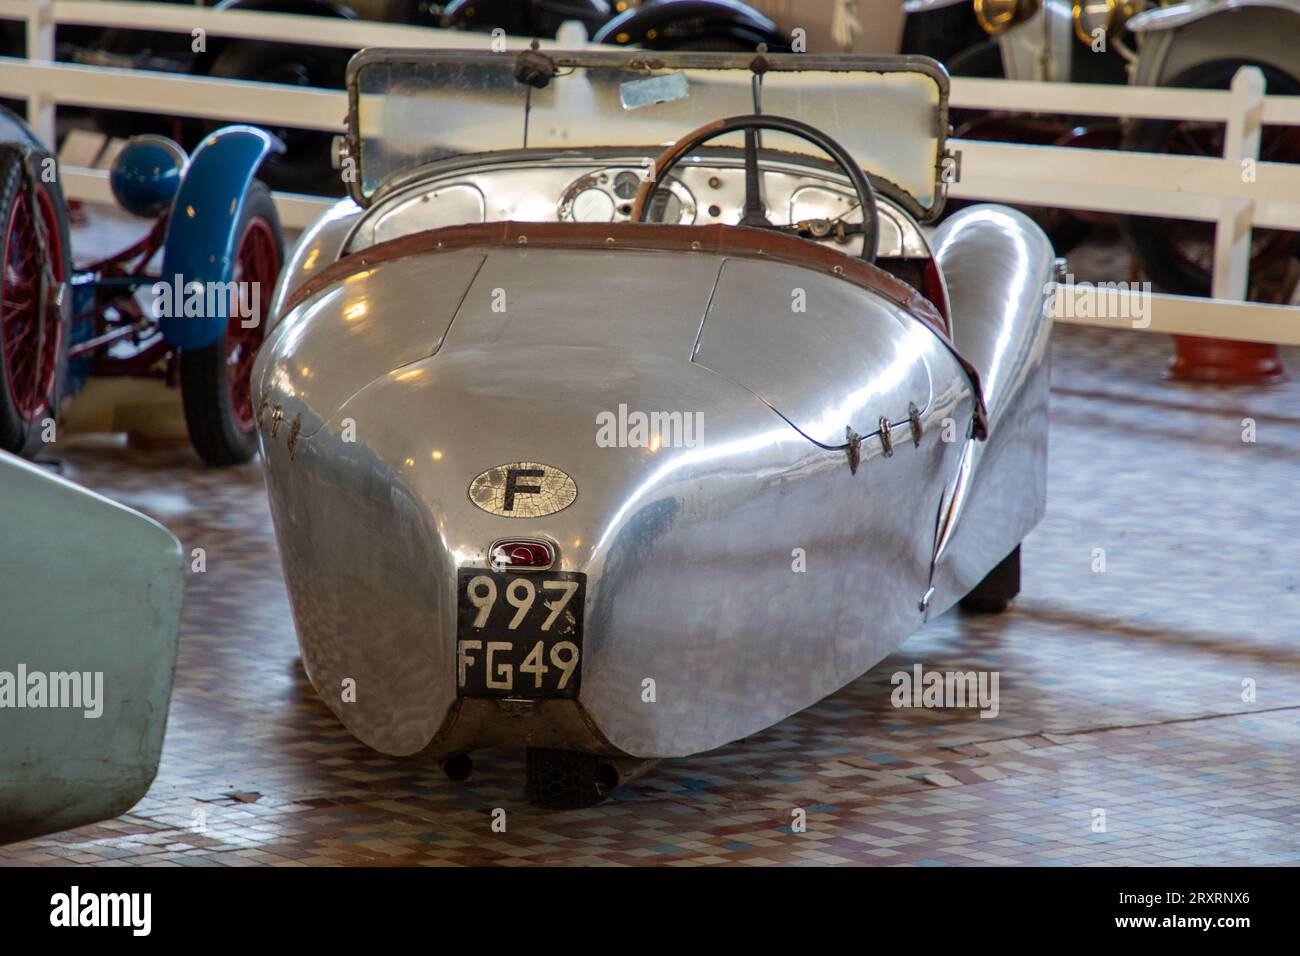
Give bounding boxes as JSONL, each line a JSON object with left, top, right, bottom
{"left": 282, "top": 221, "right": 941, "bottom": 331}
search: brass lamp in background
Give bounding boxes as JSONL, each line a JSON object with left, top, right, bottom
{"left": 1072, "top": 0, "right": 1159, "bottom": 44}
{"left": 974, "top": 0, "right": 1044, "bottom": 35}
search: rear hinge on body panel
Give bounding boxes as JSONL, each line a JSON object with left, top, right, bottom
{"left": 286, "top": 413, "right": 303, "bottom": 460}
{"left": 845, "top": 426, "right": 862, "bottom": 474}
{"left": 845, "top": 404, "right": 928, "bottom": 475}
{"left": 909, "top": 402, "right": 923, "bottom": 446}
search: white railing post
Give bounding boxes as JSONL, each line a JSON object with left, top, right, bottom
{"left": 1212, "top": 66, "right": 1265, "bottom": 301}
{"left": 24, "top": 0, "right": 55, "bottom": 145}
{"left": 554, "top": 19, "right": 589, "bottom": 48}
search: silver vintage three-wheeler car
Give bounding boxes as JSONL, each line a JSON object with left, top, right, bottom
{"left": 254, "top": 47, "right": 1055, "bottom": 807}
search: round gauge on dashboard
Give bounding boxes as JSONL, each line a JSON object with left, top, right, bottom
{"left": 559, "top": 168, "right": 696, "bottom": 225}
{"left": 571, "top": 187, "right": 615, "bottom": 223}
{"left": 612, "top": 171, "right": 641, "bottom": 200}
{"left": 640, "top": 177, "right": 696, "bottom": 224}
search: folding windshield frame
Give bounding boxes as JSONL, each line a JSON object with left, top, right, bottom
{"left": 344, "top": 47, "right": 951, "bottom": 222}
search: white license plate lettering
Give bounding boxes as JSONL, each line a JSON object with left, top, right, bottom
{"left": 540, "top": 580, "right": 579, "bottom": 631}
{"left": 457, "top": 570, "right": 585, "bottom": 699}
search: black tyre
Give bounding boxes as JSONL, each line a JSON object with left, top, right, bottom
{"left": 203, "top": 40, "right": 350, "bottom": 196}
{"left": 936, "top": 38, "right": 1098, "bottom": 254}
{"left": 525, "top": 747, "right": 603, "bottom": 810}
{"left": 1125, "top": 60, "right": 1300, "bottom": 297}
{"left": 948, "top": 38, "right": 1003, "bottom": 77}
{"left": 0, "top": 145, "right": 72, "bottom": 459}
{"left": 946, "top": 39, "right": 1003, "bottom": 132}
{"left": 947, "top": 117, "right": 1093, "bottom": 255}
{"left": 1037, "top": 208, "right": 1091, "bottom": 257}
{"left": 937, "top": 43, "right": 1092, "bottom": 255}
{"left": 901, "top": 6, "right": 987, "bottom": 64}
{"left": 959, "top": 545, "right": 1021, "bottom": 615}
{"left": 179, "top": 180, "right": 283, "bottom": 466}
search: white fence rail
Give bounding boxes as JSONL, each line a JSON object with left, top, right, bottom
{"left": 0, "top": 0, "right": 1297, "bottom": 344}
{"left": 949, "top": 71, "right": 1300, "bottom": 314}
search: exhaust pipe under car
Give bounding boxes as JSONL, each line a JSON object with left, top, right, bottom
{"left": 594, "top": 756, "right": 659, "bottom": 796}
{"left": 440, "top": 752, "right": 473, "bottom": 782}
{"left": 439, "top": 750, "right": 656, "bottom": 803}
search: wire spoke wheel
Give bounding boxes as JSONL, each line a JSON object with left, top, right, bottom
{"left": 1125, "top": 60, "right": 1300, "bottom": 299}
{"left": 0, "top": 144, "right": 71, "bottom": 459}
{"left": 226, "top": 216, "right": 277, "bottom": 432}
{"left": 1, "top": 188, "right": 63, "bottom": 421}
{"left": 1157, "top": 121, "right": 1300, "bottom": 278}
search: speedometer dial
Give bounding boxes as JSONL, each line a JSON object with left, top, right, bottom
{"left": 559, "top": 168, "right": 696, "bottom": 225}
{"left": 571, "top": 188, "right": 615, "bottom": 223}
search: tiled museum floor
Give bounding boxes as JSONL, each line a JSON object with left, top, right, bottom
{"left": 2, "top": 228, "right": 1298, "bottom": 866}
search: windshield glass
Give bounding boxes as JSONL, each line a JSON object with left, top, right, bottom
{"left": 347, "top": 49, "right": 949, "bottom": 219}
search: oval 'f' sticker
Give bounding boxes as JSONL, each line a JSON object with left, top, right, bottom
{"left": 469, "top": 462, "right": 577, "bottom": 518}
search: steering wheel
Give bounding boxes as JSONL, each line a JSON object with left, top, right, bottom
{"left": 631, "top": 113, "right": 879, "bottom": 263}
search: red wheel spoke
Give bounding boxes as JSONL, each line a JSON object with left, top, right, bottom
{"left": 1, "top": 187, "right": 65, "bottom": 422}
{"left": 221, "top": 214, "right": 279, "bottom": 432}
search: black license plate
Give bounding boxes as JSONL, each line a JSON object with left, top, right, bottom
{"left": 456, "top": 569, "right": 585, "bottom": 699}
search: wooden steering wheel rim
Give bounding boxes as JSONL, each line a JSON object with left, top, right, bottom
{"left": 629, "top": 113, "right": 879, "bottom": 262}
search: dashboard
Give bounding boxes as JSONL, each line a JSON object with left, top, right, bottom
{"left": 344, "top": 152, "right": 932, "bottom": 261}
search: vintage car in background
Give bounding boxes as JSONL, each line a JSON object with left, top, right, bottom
{"left": 0, "top": 449, "right": 183, "bottom": 844}
{"left": 901, "top": 0, "right": 1128, "bottom": 251}
{"left": 254, "top": 47, "right": 1055, "bottom": 807}
{"left": 903, "top": 0, "right": 1128, "bottom": 84}
{"left": 441, "top": 0, "right": 787, "bottom": 49}
{"left": 1120, "top": 0, "right": 1300, "bottom": 302}
{"left": 0, "top": 108, "right": 284, "bottom": 464}
{"left": 900, "top": 0, "right": 1300, "bottom": 291}
{"left": 56, "top": 0, "right": 786, "bottom": 195}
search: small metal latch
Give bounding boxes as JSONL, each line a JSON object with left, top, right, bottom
{"left": 918, "top": 586, "right": 936, "bottom": 614}
{"left": 286, "top": 413, "right": 303, "bottom": 460}
{"left": 909, "top": 403, "right": 923, "bottom": 447}
{"left": 878, "top": 417, "right": 894, "bottom": 458}
{"left": 514, "top": 44, "right": 556, "bottom": 89}
{"left": 845, "top": 426, "right": 862, "bottom": 475}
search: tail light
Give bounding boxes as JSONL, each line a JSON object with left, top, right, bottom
{"left": 490, "top": 539, "right": 555, "bottom": 572}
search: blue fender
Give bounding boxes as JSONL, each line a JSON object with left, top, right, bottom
{"left": 159, "top": 126, "right": 281, "bottom": 350}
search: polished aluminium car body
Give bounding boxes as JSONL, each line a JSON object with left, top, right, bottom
{"left": 255, "top": 49, "right": 1054, "bottom": 801}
